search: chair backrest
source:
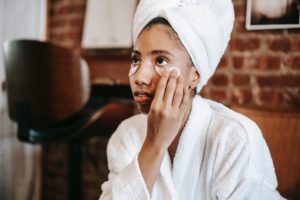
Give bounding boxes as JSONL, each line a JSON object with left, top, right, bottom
{"left": 3, "top": 40, "right": 90, "bottom": 128}
{"left": 231, "top": 105, "right": 300, "bottom": 199}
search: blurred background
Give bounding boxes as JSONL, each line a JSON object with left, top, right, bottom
{"left": 0, "top": 0, "right": 299, "bottom": 200}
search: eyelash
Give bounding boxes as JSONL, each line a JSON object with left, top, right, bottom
{"left": 131, "top": 55, "right": 141, "bottom": 66}
{"left": 156, "top": 56, "right": 168, "bottom": 67}
{"left": 131, "top": 55, "right": 169, "bottom": 67}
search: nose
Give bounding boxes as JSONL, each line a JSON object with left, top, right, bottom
{"left": 134, "top": 61, "right": 155, "bottom": 86}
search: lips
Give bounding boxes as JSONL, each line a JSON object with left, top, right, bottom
{"left": 133, "top": 90, "right": 153, "bottom": 104}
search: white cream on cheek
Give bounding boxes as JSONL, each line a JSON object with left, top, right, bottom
{"left": 155, "top": 66, "right": 181, "bottom": 76}
{"left": 128, "top": 64, "right": 138, "bottom": 77}
{"left": 128, "top": 65, "right": 181, "bottom": 77}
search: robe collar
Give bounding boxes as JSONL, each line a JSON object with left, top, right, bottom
{"left": 160, "top": 95, "right": 212, "bottom": 199}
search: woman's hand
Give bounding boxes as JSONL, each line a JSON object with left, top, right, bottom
{"left": 138, "top": 68, "right": 191, "bottom": 194}
{"left": 145, "top": 68, "right": 190, "bottom": 150}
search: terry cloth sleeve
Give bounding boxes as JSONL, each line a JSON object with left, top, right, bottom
{"left": 209, "top": 116, "right": 285, "bottom": 200}
{"left": 99, "top": 118, "right": 151, "bottom": 200}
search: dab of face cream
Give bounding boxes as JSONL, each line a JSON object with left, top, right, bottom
{"left": 129, "top": 65, "right": 181, "bottom": 77}
{"left": 128, "top": 64, "right": 138, "bottom": 77}
{"left": 155, "top": 66, "right": 180, "bottom": 76}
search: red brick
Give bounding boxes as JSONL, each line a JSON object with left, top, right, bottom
{"left": 50, "top": 32, "right": 68, "bottom": 41}
{"left": 233, "top": 56, "right": 243, "bottom": 69}
{"left": 243, "top": 56, "right": 259, "bottom": 69}
{"left": 233, "top": 56, "right": 281, "bottom": 70}
{"left": 269, "top": 38, "right": 292, "bottom": 52}
{"left": 67, "top": 30, "right": 82, "bottom": 41}
{"left": 70, "top": 4, "right": 86, "bottom": 13}
{"left": 287, "top": 28, "right": 300, "bottom": 34}
{"left": 211, "top": 74, "right": 229, "bottom": 86}
{"left": 288, "top": 55, "right": 300, "bottom": 70}
{"left": 229, "top": 37, "right": 261, "bottom": 52}
{"left": 255, "top": 56, "right": 281, "bottom": 70}
{"left": 254, "top": 29, "right": 285, "bottom": 35}
{"left": 235, "top": 18, "right": 247, "bottom": 33}
{"left": 233, "top": 0, "right": 246, "bottom": 7}
{"left": 265, "top": 56, "right": 281, "bottom": 70}
{"left": 210, "top": 89, "right": 227, "bottom": 102}
{"left": 200, "top": 88, "right": 209, "bottom": 98}
{"left": 259, "top": 90, "right": 284, "bottom": 106}
{"left": 233, "top": 74, "right": 250, "bottom": 86}
{"left": 218, "top": 56, "right": 228, "bottom": 68}
{"left": 232, "top": 89, "right": 253, "bottom": 105}
{"left": 234, "top": 4, "right": 245, "bottom": 18}
{"left": 50, "top": 18, "right": 67, "bottom": 27}
{"left": 257, "top": 75, "right": 300, "bottom": 87}
{"left": 285, "top": 89, "right": 300, "bottom": 107}
{"left": 55, "top": 6, "right": 69, "bottom": 15}
{"left": 291, "top": 38, "right": 300, "bottom": 52}
{"left": 69, "top": 18, "right": 83, "bottom": 27}
{"left": 54, "top": 4, "right": 85, "bottom": 15}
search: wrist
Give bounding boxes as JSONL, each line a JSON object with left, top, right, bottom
{"left": 143, "top": 137, "right": 168, "bottom": 154}
{"left": 139, "top": 139, "right": 167, "bottom": 162}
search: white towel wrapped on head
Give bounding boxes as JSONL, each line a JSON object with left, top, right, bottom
{"left": 133, "top": 0, "right": 235, "bottom": 92}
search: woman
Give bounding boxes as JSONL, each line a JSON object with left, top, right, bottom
{"left": 100, "top": 0, "right": 284, "bottom": 199}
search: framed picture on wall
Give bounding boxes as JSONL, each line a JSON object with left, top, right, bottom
{"left": 246, "top": 0, "right": 300, "bottom": 30}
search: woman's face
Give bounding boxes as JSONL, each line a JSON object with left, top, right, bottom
{"left": 129, "top": 24, "right": 199, "bottom": 114}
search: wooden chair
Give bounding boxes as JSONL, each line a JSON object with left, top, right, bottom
{"left": 3, "top": 39, "right": 135, "bottom": 200}
{"left": 231, "top": 105, "right": 300, "bottom": 199}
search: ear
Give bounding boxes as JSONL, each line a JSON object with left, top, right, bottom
{"left": 189, "top": 67, "right": 200, "bottom": 90}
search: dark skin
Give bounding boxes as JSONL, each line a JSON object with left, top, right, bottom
{"left": 129, "top": 24, "right": 200, "bottom": 194}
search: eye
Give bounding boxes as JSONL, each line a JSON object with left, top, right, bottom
{"left": 131, "top": 55, "right": 141, "bottom": 66}
{"left": 156, "top": 57, "right": 168, "bottom": 67}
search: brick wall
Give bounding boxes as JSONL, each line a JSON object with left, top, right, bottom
{"left": 43, "top": 0, "right": 300, "bottom": 199}
{"left": 203, "top": 1, "right": 300, "bottom": 108}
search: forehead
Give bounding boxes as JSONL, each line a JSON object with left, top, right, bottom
{"left": 134, "top": 24, "right": 184, "bottom": 52}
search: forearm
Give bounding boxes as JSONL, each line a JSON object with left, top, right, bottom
{"left": 138, "top": 139, "right": 166, "bottom": 194}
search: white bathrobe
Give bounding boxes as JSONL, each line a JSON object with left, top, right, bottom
{"left": 99, "top": 96, "right": 284, "bottom": 200}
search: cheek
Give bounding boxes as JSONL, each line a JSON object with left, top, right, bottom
{"left": 129, "top": 77, "right": 135, "bottom": 90}
{"left": 152, "top": 76, "right": 161, "bottom": 91}
{"left": 177, "top": 66, "right": 190, "bottom": 84}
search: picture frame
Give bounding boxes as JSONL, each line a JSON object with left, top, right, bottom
{"left": 246, "top": 0, "right": 300, "bottom": 30}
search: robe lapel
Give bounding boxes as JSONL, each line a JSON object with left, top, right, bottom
{"left": 172, "top": 96, "right": 212, "bottom": 199}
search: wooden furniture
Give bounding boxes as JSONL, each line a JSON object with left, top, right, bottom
{"left": 3, "top": 40, "right": 135, "bottom": 200}
{"left": 231, "top": 105, "right": 300, "bottom": 199}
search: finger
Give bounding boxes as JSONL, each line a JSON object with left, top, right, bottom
{"left": 154, "top": 70, "right": 171, "bottom": 103}
{"left": 164, "top": 69, "right": 179, "bottom": 106}
{"left": 172, "top": 75, "right": 184, "bottom": 108}
{"left": 152, "top": 69, "right": 171, "bottom": 105}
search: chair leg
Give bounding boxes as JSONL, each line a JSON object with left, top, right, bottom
{"left": 69, "top": 140, "right": 81, "bottom": 200}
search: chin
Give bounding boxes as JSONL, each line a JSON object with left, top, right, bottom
{"left": 137, "top": 104, "right": 150, "bottom": 114}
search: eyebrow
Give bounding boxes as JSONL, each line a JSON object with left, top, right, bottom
{"left": 132, "top": 50, "right": 175, "bottom": 57}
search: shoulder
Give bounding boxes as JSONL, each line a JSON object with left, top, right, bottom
{"left": 204, "top": 98, "right": 262, "bottom": 142}
{"left": 202, "top": 100, "right": 279, "bottom": 196}
{"left": 201, "top": 98, "right": 270, "bottom": 162}
{"left": 203, "top": 98, "right": 273, "bottom": 169}
{"left": 107, "top": 113, "right": 147, "bottom": 171}
{"left": 109, "top": 113, "right": 147, "bottom": 145}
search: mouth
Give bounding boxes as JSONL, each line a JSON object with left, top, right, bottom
{"left": 133, "top": 91, "right": 153, "bottom": 104}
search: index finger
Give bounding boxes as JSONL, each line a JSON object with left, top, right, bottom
{"left": 152, "top": 69, "right": 171, "bottom": 105}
